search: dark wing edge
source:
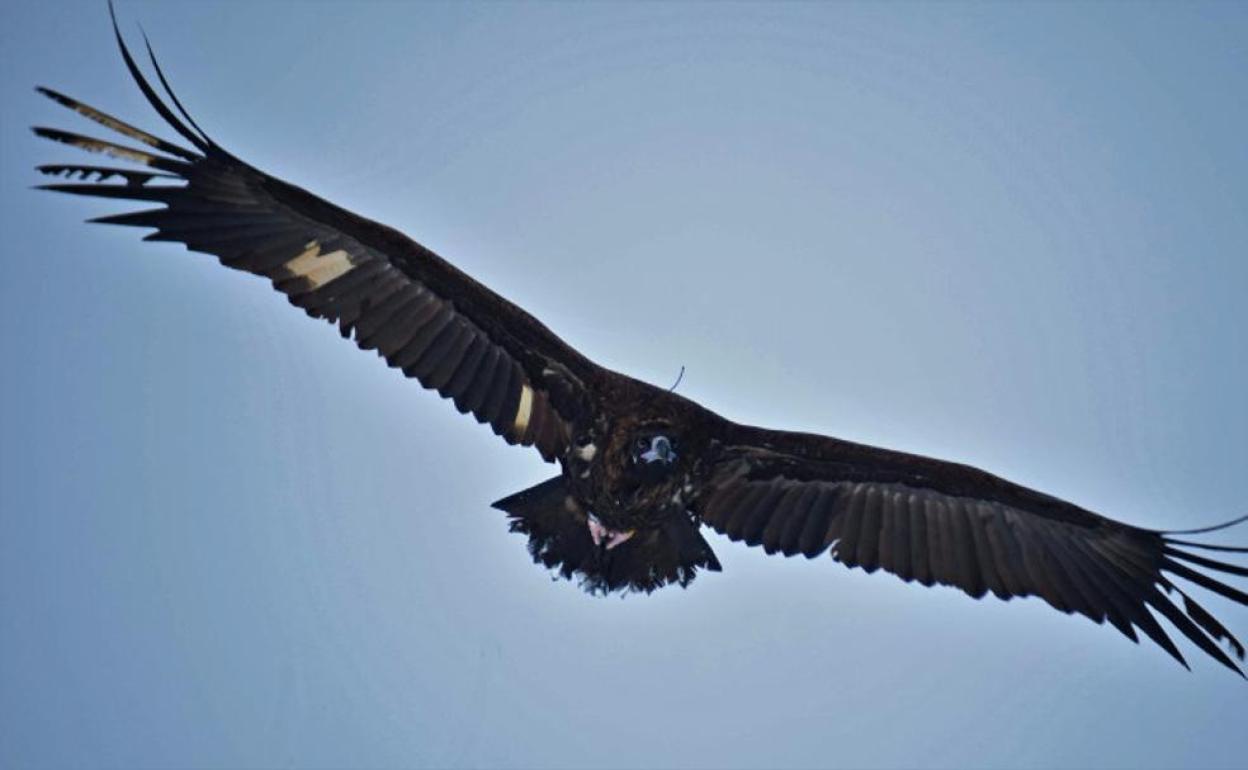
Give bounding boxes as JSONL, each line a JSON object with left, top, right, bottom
{"left": 33, "top": 5, "right": 598, "bottom": 462}
{"left": 694, "top": 424, "right": 1248, "bottom": 676}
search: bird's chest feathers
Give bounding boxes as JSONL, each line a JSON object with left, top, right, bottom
{"left": 563, "top": 423, "right": 694, "bottom": 529}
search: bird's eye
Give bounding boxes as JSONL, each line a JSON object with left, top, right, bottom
{"left": 635, "top": 436, "right": 651, "bottom": 451}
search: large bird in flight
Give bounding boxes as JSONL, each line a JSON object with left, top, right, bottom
{"left": 35, "top": 5, "right": 1247, "bottom": 674}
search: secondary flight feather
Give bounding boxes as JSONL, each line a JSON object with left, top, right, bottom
{"left": 34, "top": 4, "right": 1248, "bottom": 675}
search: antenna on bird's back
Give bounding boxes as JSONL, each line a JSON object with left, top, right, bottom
{"left": 667, "top": 365, "right": 685, "bottom": 393}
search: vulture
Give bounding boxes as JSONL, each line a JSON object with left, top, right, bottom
{"left": 34, "top": 5, "right": 1247, "bottom": 675}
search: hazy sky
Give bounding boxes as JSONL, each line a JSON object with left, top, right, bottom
{"left": 3, "top": 1, "right": 1247, "bottom": 768}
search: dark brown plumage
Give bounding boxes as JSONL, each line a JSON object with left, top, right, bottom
{"left": 34, "top": 4, "right": 1247, "bottom": 675}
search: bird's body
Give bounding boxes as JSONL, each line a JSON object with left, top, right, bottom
{"left": 33, "top": 4, "right": 1248, "bottom": 674}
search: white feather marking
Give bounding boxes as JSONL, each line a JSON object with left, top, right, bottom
{"left": 282, "top": 240, "right": 354, "bottom": 289}
{"left": 513, "top": 383, "right": 534, "bottom": 435}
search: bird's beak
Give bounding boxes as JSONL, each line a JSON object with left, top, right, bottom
{"left": 641, "top": 436, "right": 675, "bottom": 465}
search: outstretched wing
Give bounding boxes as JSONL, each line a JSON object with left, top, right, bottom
{"left": 32, "top": 9, "right": 594, "bottom": 462}
{"left": 695, "top": 422, "right": 1248, "bottom": 674}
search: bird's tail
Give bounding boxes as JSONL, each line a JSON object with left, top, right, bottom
{"left": 492, "top": 476, "right": 721, "bottom": 594}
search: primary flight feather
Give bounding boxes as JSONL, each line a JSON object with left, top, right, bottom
{"left": 34, "top": 5, "right": 1248, "bottom": 675}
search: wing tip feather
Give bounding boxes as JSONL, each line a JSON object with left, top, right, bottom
{"left": 1161, "top": 512, "right": 1248, "bottom": 537}
{"left": 108, "top": 0, "right": 211, "bottom": 153}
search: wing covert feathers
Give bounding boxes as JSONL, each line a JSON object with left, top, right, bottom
{"left": 34, "top": 8, "right": 581, "bottom": 461}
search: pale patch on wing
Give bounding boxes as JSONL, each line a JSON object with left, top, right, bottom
{"left": 47, "top": 91, "right": 167, "bottom": 150}
{"left": 513, "top": 383, "right": 534, "bottom": 435}
{"left": 281, "top": 240, "right": 354, "bottom": 289}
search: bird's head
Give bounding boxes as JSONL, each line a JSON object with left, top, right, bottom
{"left": 633, "top": 432, "right": 678, "bottom": 466}
{"left": 626, "top": 426, "right": 683, "bottom": 490}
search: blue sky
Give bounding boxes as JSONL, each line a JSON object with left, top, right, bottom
{"left": 2, "top": 1, "right": 1247, "bottom": 767}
